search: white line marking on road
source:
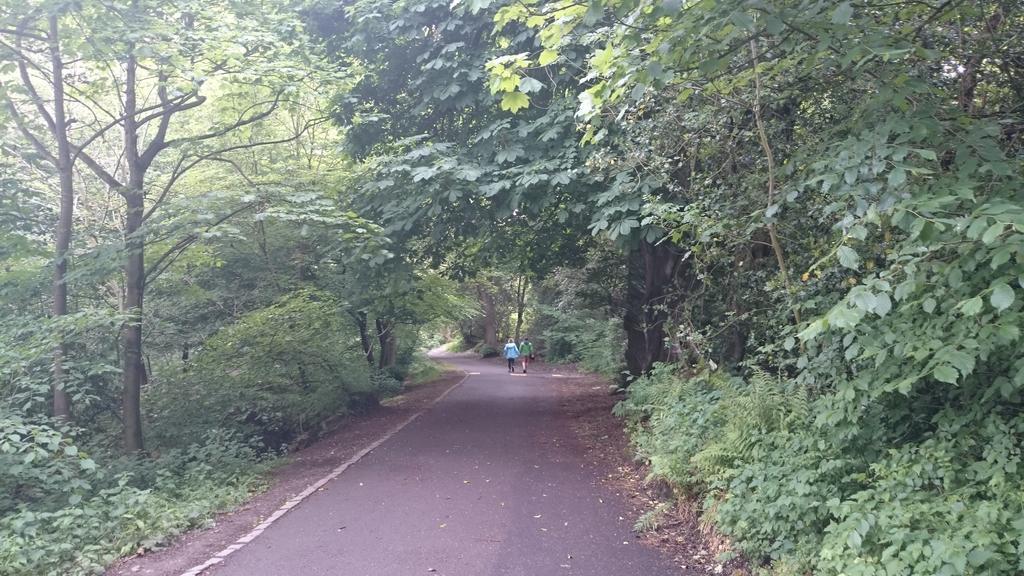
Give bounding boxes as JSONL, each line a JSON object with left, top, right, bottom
{"left": 179, "top": 370, "right": 470, "bottom": 576}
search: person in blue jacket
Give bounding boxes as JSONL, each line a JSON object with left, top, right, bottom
{"left": 502, "top": 338, "right": 520, "bottom": 373}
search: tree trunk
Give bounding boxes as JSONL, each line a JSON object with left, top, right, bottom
{"left": 121, "top": 49, "right": 145, "bottom": 453}
{"left": 376, "top": 317, "right": 397, "bottom": 370}
{"left": 959, "top": 12, "right": 1003, "bottom": 115}
{"left": 355, "top": 311, "right": 375, "bottom": 366}
{"left": 121, "top": 190, "right": 146, "bottom": 453}
{"left": 513, "top": 274, "right": 527, "bottom": 342}
{"left": 623, "top": 241, "right": 681, "bottom": 382}
{"left": 47, "top": 14, "right": 72, "bottom": 419}
{"left": 480, "top": 285, "right": 498, "bottom": 349}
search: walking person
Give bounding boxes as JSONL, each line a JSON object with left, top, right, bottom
{"left": 502, "top": 338, "right": 520, "bottom": 373}
{"left": 519, "top": 337, "right": 534, "bottom": 374}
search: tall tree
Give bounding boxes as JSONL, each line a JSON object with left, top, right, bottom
{"left": 1, "top": 5, "right": 80, "bottom": 418}
{"left": 3, "top": 0, "right": 322, "bottom": 451}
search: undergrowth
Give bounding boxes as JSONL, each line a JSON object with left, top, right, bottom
{"left": 0, "top": 423, "right": 270, "bottom": 576}
{"left": 538, "top": 307, "right": 624, "bottom": 378}
{"left": 617, "top": 364, "right": 1024, "bottom": 575}
{"left": 404, "top": 352, "right": 445, "bottom": 386}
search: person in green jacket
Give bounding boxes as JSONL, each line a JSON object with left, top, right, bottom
{"left": 519, "top": 337, "right": 534, "bottom": 374}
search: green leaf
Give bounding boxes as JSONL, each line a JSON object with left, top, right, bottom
{"left": 828, "top": 305, "right": 864, "bottom": 330}
{"left": 933, "top": 364, "right": 958, "bottom": 384}
{"left": 912, "top": 148, "right": 937, "bottom": 161}
{"left": 591, "top": 44, "right": 616, "bottom": 74}
{"left": 960, "top": 296, "right": 983, "bottom": 316}
{"left": 873, "top": 293, "right": 892, "bottom": 317}
{"left": 887, "top": 167, "right": 906, "bottom": 187}
{"left": 837, "top": 246, "right": 860, "bottom": 269}
{"left": 990, "top": 247, "right": 1012, "bottom": 269}
{"left": 948, "top": 267, "right": 964, "bottom": 288}
{"left": 966, "top": 217, "right": 990, "bottom": 240}
{"left": 967, "top": 548, "right": 993, "bottom": 567}
{"left": 764, "top": 15, "right": 785, "bottom": 34}
{"left": 894, "top": 280, "right": 914, "bottom": 301}
{"left": 990, "top": 282, "right": 1015, "bottom": 311}
{"left": 468, "top": 0, "right": 493, "bottom": 13}
{"left": 730, "top": 11, "right": 754, "bottom": 29}
{"left": 500, "top": 91, "right": 530, "bottom": 113}
{"left": 831, "top": 2, "right": 854, "bottom": 24}
{"left": 850, "top": 287, "right": 877, "bottom": 311}
{"left": 922, "top": 298, "right": 936, "bottom": 313}
{"left": 981, "top": 222, "right": 1004, "bottom": 244}
{"left": 538, "top": 49, "right": 559, "bottom": 66}
{"left": 518, "top": 76, "right": 544, "bottom": 93}
{"left": 946, "top": 350, "right": 975, "bottom": 376}
{"left": 798, "top": 318, "right": 826, "bottom": 342}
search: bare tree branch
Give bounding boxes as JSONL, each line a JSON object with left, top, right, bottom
{"left": 73, "top": 145, "right": 124, "bottom": 190}
{"left": 0, "top": 27, "right": 47, "bottom": 41}
{"left": 69, "top": 90, "right": 201, "bottom": 164}
{"left": 12, "top": 15, "right": 57, "bottom": 133}
{"left": 1, "top": 94, "right": 56, "bottom": 164}
{"left": 143, "top": 201, "right": 255, "bottom": 284}
{"left": 142, "top": 116, "right": 329, "bottom": 221}
{"left": 161, "top": 93, "right": 285, "bottom": 150}
{"left": 138, "top": 76, "right": 206, "bottom": 168}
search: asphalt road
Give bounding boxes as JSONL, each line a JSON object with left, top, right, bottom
{"left": 209, "top": 355, "right": 678, "bottom": 576}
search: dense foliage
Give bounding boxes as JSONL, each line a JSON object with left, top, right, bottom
{"left": 314, "top": 0, "right": 1024, "bottom": 573}
{"left": 2, "top": 0, "right": 1022, "bottom": 574}
{"left": 484, "top": 0, "right": 1024, "bottom": 573}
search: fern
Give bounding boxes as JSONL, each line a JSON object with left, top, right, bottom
{"left": 633, "top": 501, "right": 674, "bottom": 533}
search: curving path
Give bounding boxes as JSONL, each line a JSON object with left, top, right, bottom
{"left": 205, "top": 354, "right": 678, "bottom": 576}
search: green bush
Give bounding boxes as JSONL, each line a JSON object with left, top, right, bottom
{"left": 443, "top": 337, "right": 474, "bottom": 353}
{"left": 147, "top": 289, "right": 378, "bottom": 449}
{"left": 404, "top": 352, "right": 444, "bottom": 386}
{"left": 477, "top": 343, "right": 500, "bottom": 358}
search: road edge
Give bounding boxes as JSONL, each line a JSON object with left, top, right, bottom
{"left": 179, "top": 369, "right": 469, "bottom": 576}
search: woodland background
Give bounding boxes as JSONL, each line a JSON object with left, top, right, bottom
{"left": 1, "top": 0, "right": 1022, "bottom": 574}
